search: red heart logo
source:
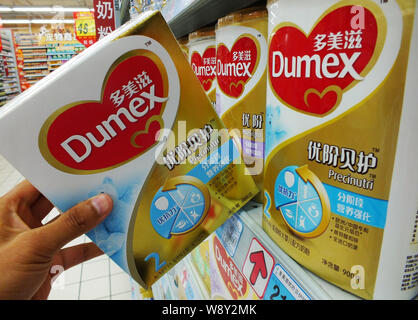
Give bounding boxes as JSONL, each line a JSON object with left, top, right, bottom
{"left": 190, "top": 47, "right": 216, "bottom": 92}
{"left": 217, "top": 36, "right": 258, "bottom": 98}
{"left": 213, "top": 236, "right": 248, "bottom": 299}
{"left": 40, "top": 52, "right": 168, "bottom": 173}
{"left": 269, "top": 5, "right": 380, "bottom": 116}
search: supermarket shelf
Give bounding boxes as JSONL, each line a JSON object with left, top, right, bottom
{"left": 151, "top": 202, "right": 359, "bottom": 300}
{"left": 152, "top": 253, "right": 210, "bottom": 300}
{"left": 163, "top": 0, "right": 264, "bottom": 38}
{"left": 46, "top": 52, "right": 76, "bottom": 56}
{"left": 22, "top": 54, "right": 47, "bottom": 57}
{"left": 48, "top": 58, "right": 71, "bottom": 62}
{"left": 22, "top": 66, "right": 48, "bottom": 71}
{"left": 1, "top": 90, "right": 19, "bottom": 96}
{"left": 18, "top": 46, "right": 47, "bottom": 50}
{"left": 24, "top": 59, "right": 48, "bottom": 63}
{"left": 240, "top": 202, "right": 358, "bottom": 300}
{"left": 24, "top": 74, "right": 48, "bottom": 78}
{"left": 1, "top": 85, "right": 18, "bottom": 90}
{"left": 2, "top": 80, "right": 17, "bottom": 84}
{"left": 120, "top": 0, "right": 264, "bottom": 38}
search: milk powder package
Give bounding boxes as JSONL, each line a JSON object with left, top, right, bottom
{"left": 215, "top": 7, "right": 268, "bottom": 203}
{"left": 209, "top": 233, "right": 259, "bottom": 300}
{"left": 0, "top": 11, "right": 258, "bottom": 288}
{"left": 190, "top": 237, "right": 211, "bottom": 295}
{"left": 177, "top": 36, "right": 189, "bottom": 58}
{"left": 188, "top": 27, "right": 217, "bottom": 107}
{"left": 263, "top": 0, "right": 418, "bottom": 299}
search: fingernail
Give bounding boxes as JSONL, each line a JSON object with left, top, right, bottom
{"left": 91, "top": 194, "right": 110, "bottom": 215}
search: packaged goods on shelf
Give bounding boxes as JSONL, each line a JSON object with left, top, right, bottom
{"left": 152, "top": 253, "right": 209, "bottom": 299}
{"left": 0, "top": 29, "right": 21, "bottom": 106}
{"left": 263, "top": 0, "right": 418, "bottom": 299}
{"left": 0, "top": 10, "right": 258, "bottom": 289}
{"left": 152, "top": 268, "right": 178, "bottom": 299}
{"left": 189, "top": 236, "right": 211, "bottom": 295}
{"left": 209, "top": 231, "right": 260, "bottom": 300}
{"left": 177, "top": 36, "right": 189, "bottom": 57}
{"left": 171, "top": 255, "right": 209, "bottom": 299}
{"left": 188, "top": 27, "right": 217, "bottom": 108}
{"left": 215, "top": 7, "right": 268, "bottom": 204}
{"left": 208, "top": 203, "right": 341, "bottom": 300}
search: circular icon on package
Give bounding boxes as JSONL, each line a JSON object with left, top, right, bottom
{"left": 150, "top": 176, "right": 211, "bottom": 239}
{"left": 274, "top": 165, "right": 330, "bottom": 238}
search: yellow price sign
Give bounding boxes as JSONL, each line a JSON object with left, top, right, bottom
{"left": 75, "top": 17, "right": 96, "bottom": 37}
{"left": 73, "top": 12, "right": 96, "bottom": 47}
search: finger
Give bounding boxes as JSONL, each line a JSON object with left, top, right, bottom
{"left": 58, "top": 242, "right": 104, "bottom": 271}
{"left": 42, "top": 213, "right": 61, "bottom": 226}
{"left": 2, "top": 180, "right": 41, "bottom": 206}
{"left": 32, "top": 194, "right": 113, "bottom": 255}
{"left": 30, "top": 195, "right": 55, "bottom": 225}
{"left": 16, "top": 196, "right": 55, "bottom": 229}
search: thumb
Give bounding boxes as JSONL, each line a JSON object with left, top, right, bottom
{"left": 33, "top": 194, "right": 113, "bottom": 255}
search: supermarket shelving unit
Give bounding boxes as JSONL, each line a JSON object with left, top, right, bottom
{"left": 46, "top": 42, "right": 85, "bottom": 73}
{"left": 121, "top": 0, "right": 263, "bottom": 38}
{"left": 13, "top": 32, "right": 86, "bottom": 89}
{"left": 0, "top": 29, "right": 21, "bottom": 108}
{"left": 152, "top": 202, "right": 358, "bottom": 300}
{"left": 16, "top": 38, "right": 49, "bottom": 87}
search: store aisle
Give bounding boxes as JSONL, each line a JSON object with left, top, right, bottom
{"left": 0, "top": 155, "right": 134, "bottom": 300}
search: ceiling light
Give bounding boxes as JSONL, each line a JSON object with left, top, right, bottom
{"left": 0, "top": 19, "right": 75, "bottom": 24}
{"left": 12, "top": 7, "right": 53, "bottom": 12}
{"left": 53, "top": 7, "right": 94, "bottom": 12}
{"left": 31, "top": 19, "right": 75, "bottom": 24}
{"left": 0, "top": 7, "right": 93, "bottom": 13}
{"left": 1, "top": 19, "right": 31, "bottom": 24}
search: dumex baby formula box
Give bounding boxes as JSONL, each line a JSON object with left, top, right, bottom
{"left": 215, "top": 7, "right": 268, "bottom": 204}
{"left": 0, "top": 11, "right": 258, "bottom": 288}
{"left": 263, "top": 0, "right": 418, "bottom": 299}
{"left": 188, "top": 27, "right": 217, "bottom": 108}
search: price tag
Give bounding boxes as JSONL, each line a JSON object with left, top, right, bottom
{"left": 264, "top": 264, "right": 311, "bottom": 300}
{"left": 73, "top": 12, "right": 97, "bottom": 47}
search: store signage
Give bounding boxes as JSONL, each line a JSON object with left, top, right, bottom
{"left": 93, "top": 0, "right": 116, "bottom": 40}
{"left": 73, "top": 11, "right": 97, "bottom": 48}
{"left": 43, "top": 32, "right": 74, "bottom": 43}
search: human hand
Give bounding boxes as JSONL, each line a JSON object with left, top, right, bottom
{"left": 0, "top": 180, "right": 113, "bottom": 300}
